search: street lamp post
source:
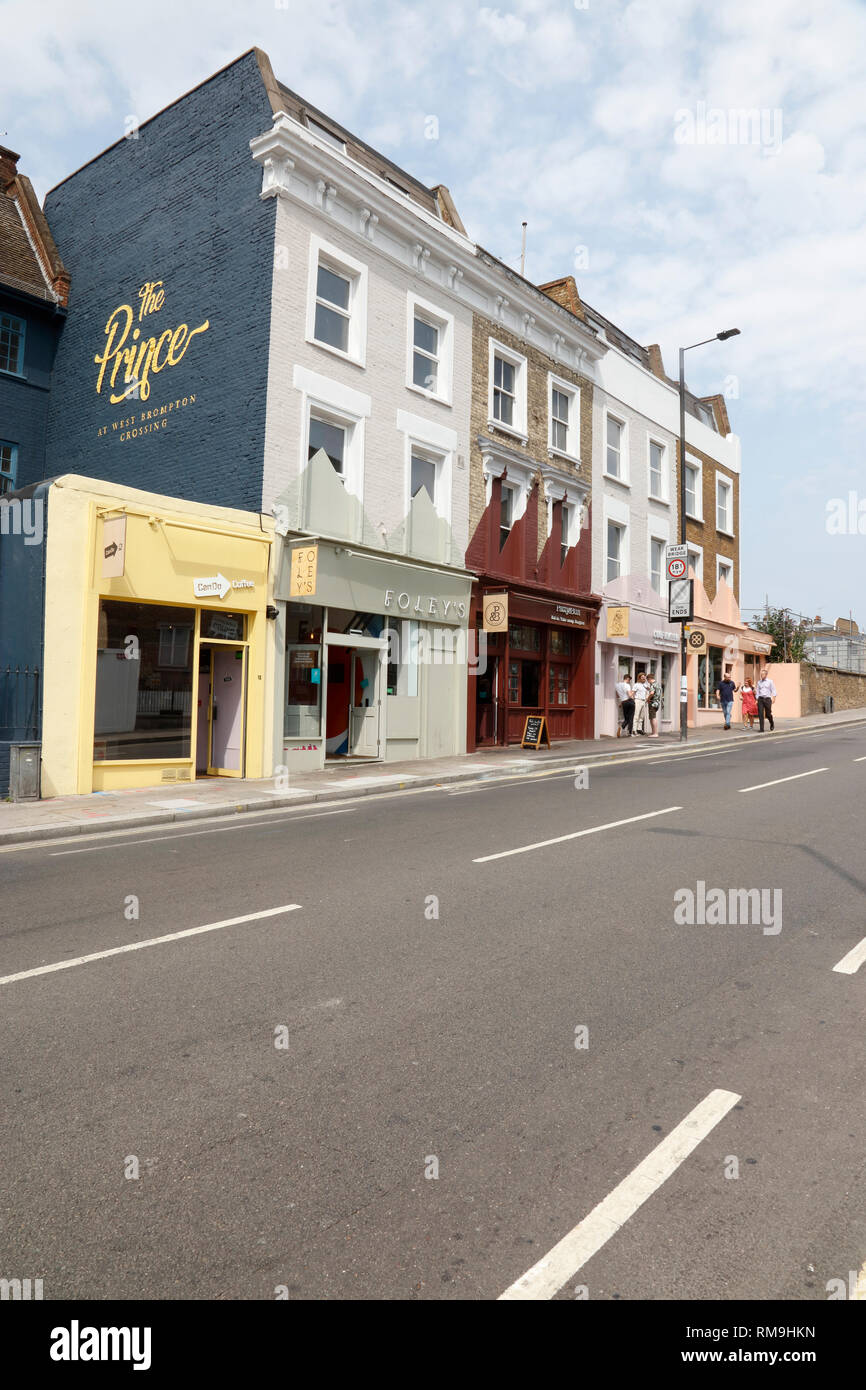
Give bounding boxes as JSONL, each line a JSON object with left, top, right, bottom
{"left": 678, "top": 328, "right": 740, "bottom": 741}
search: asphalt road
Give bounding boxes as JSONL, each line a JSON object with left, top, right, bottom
{"left": 1, "top": 722, "right": 865, "bottom": 1301}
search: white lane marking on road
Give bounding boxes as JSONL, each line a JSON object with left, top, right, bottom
{"left": 832, "top": 937, "right": 866, "bottom": 975}
{"left": 473, "top": 806, "right": 682, "bottom": 863}
{"left": 0, "top": 904, "right": 303, "bottom": 987}
{"left": 853, "top": 756, "right": 866, "bottom": 763}
{"left": 498, "top": 1088, "right": 741, "bottom": 1301}
{"left": 646, "top": 749, "right": 733, "bottom": 765}
{"left": 49, "top": 808, "right": 354, "bottom": 855}
{"left": 738, "top": 768, "right": 828, "bottom": 794}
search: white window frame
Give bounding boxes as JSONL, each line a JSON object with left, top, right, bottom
{"left": 547, "top": 372, "right": 580, "bottom": 463}
{"left": 715, "top": 471, "right": 734, "bottom": 536}
{"left": 499, "top": 480, "right": 519, "bottom": 549}
{"left": 305, "top": 234, "right": 368, "bottom": 368}
{"left": 406, "top": 293, "right": 453, "bottom": 406}
{"left": 716, "top": 555, "right": 734, "bottom": 589}
{"left": 603, "top": 410, "right": 629, "bottom": 485}
{"left": 648, "top": 437, "right": 669, "bottom": 504}
{"left": 684, "top": 454, "right": 703, "bottom": 521}
{"left": 294, "top": 367, "right": 371, "bottom": 504}
{"left": 686, "top": 542, "right": 704, "bottom": 582}
{"left": 396, "top": 410, "right": 457, "bottom": 529}
{"left": 649, "top": 533, "right": 668, "bottom": 597}
{"left": 606, "top": 520, "right": 626, "bottom": 582}
{"left": 488, "top": 338, "right": 528, "bottom": 442}
{"left": 603, "top": 494, "right": 630, "bottom": 583}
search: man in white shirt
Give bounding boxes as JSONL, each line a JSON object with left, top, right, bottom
{"left": 614, "top": 675, "right": 635, "bottom": 737}
{"left": 756, "top": 667, "right": 777, "bottom": 731}
{"left": 632, "top": 672, "right": 651, "bottom": 735}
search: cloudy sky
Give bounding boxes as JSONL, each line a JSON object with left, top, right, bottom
{"left": 5, "top": 0, "right": 865, "bottom": 623}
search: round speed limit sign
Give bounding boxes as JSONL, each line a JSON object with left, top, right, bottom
{"left": 667, "top": 558, "right": 687, "bottom": 579}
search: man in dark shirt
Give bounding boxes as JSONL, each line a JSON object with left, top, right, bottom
{"left": 715, "top": 669, "right": 737, "bottom": 728}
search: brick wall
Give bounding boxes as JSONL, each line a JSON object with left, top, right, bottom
{"left": 801, "top": 663, "right": 866, "bottom": 715}
{"left": 466, "top": 313, "right": 593, "bottom": 587}
{"left": 0, "top": 294, "right": 61, "bottom": 486}
{"left": 40, "top": 52, "right": 276, "bottom": 511}
{"left": 682, "top": 442, "right": 739, "bottom": 602}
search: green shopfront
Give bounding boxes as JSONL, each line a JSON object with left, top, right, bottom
{"left": 274, "top": 538, "right": 475, "bottom": 771}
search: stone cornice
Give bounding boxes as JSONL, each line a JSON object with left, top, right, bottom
{"left": 250, "top": 112, "right": 607, "bottom": 376}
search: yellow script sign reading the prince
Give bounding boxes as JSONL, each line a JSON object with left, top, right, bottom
{"left": 94, "top": 280, "right": 210, "bottom": 404}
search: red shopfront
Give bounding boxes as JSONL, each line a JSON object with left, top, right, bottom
{"left": 469, "top": 588, "right": 598, "bottom": 748}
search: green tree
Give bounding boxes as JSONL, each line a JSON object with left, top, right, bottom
{"left": 752, "top": 607, "right": 809, "bottom": 662}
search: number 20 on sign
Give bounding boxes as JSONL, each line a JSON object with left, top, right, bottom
{"left": 290, "top": 544, "right": 318, "bottom": 597}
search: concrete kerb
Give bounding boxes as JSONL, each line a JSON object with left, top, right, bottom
{"left": 2, "top": 714, "right": 864, "bottom": 848}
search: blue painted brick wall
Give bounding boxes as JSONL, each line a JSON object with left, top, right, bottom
{"left": 0, "top": 294, "right": 62, "bottom": 487}
{"left": 41, "top": 51, "right": 276, "bottom": 511}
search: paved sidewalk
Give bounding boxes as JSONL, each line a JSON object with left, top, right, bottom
{"left": 2, "top": 706, "right": 864, "bottom": 845}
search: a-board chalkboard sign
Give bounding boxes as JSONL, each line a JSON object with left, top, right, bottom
{"left": 521, "top": 715, "right": 551, "bottom": 748}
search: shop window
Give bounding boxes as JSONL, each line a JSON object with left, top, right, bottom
{"left": 285, "top": 647, "right": 322, "bottom": 738}
{"left": 158, "top": 622, "right": 192, "bottom": 667}
{"left": 201, "top": 611, "right": 246, "bottom": 642}
{"left": 521, "top": 661, "right": 540, "bottom": 706}
{"left": 549, "top": 628, "right": 573, "bottom": 657}
{"left": 549, "top": 663, "right": 571, "bottom": 706}
{"left": 698, "top": 645, "right": 725, "bottom": 709}
{"left": 508, "top": 623, "right": 541, "bottom": 652}
{"left": 385, "top": 618, "right": 419, "bottom": 697}
{"left": 509, "top": 658, "right": 540, "bottom": 705}
{"left": 93, "top": 600, "right": 195, "bottom": 762}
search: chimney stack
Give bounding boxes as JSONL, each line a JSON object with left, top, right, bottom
{"left": 0, "top": 146, "right": 21, "bottom": 191}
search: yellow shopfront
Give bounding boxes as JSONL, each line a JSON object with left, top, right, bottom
{"left": 41, "top": 476, "right": 273, "bottom": 797}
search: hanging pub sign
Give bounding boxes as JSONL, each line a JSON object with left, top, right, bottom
{"left": 521, "top": 714, "right": 550, "bottom": 749}
{"left": 483, "top": 591, "right": 509, "bottom": 632}
{"left": 289, "top": 544, "right": 319, "bottom": 598}
{"left": 607, "top": 605, "right": 630, "bottom": 638}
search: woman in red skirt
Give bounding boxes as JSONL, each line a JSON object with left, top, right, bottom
{"left": 740, "top": 680, "right": 758, "bottom": 730}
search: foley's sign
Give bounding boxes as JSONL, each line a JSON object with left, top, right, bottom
{"left": 289, "top": 544, "right": 319, "bottom": 598}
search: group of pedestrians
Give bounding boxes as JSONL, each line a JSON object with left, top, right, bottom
{"left": 714, "top": 666, "right": 777, "bottom": 732}
{"left": 614, "top": 666, "right": 778, "bottom": 737}
{"left": 613, "top": 671, "right": 662, "bottom": 737}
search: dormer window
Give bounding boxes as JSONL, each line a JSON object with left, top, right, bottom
{"left": 306, "top": 118, "right": 345, "bottom": 152}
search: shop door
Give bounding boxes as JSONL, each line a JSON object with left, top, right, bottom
{"left": 349, "top": 650, "right": 381, "bottom": 757}
{"left": 475, "top": 656, "right": 499, "bottom": 745}
{"left": 207, "top": 646, "right": 246, "bottom": 777}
